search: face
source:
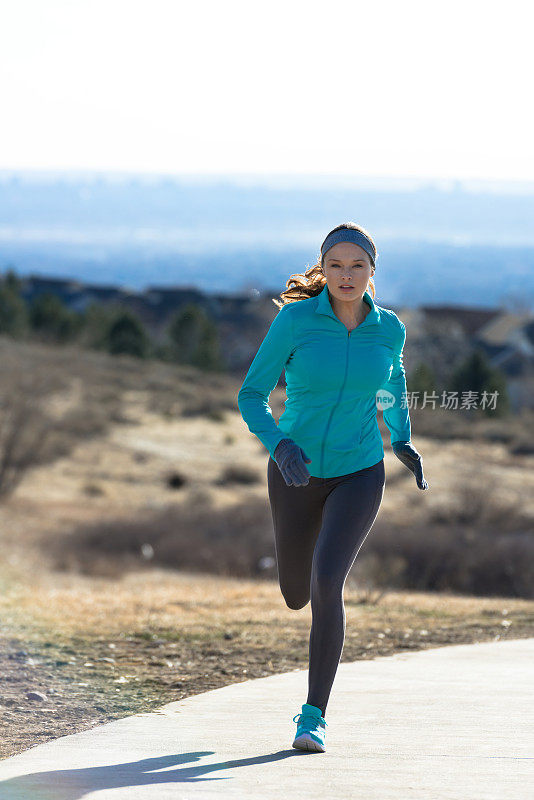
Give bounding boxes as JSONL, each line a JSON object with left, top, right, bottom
{"left": 322, "top": 242, "right": 375, "bottom": 304}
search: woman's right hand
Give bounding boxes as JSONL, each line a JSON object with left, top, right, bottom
{"left": 273, "top": 438, "right": 312, "bottom": 487}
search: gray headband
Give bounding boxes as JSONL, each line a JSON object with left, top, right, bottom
{"left": 321, "top": 229, "right": 376, "bottom": 266}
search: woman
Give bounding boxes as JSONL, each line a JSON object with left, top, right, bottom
{"left": 237, "top": 222, "right": 428, "bottom": 753}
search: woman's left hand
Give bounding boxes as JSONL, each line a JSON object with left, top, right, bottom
{"left": 391, "top": 441, "right": 429, "bottom": 490}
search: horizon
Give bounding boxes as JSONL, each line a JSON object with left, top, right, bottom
{"left": 2, "top": 167, "right": 534, "bottom": 197}
{"left": 4, "top": 268, "right": 532, "bottom": 316}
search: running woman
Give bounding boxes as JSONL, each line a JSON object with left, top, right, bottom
{"left": 237, "top": 222, "right": 429, "bottom": 753}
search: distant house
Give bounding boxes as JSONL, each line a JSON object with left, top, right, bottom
{"left": 475, "top": 311, "right": 534, "bottom": 354}
{"left": 395, "top": 302, "right": 534, "bottom": 410}
{"left": 474, "top": 311, "right": 534, "bottom": 409}
{"left": 474, "top": 310, "right": 534, "bottom": 375}
{"left": 416, "top": 304, "right": 501, "bottom": 337}
{"left": 392, "top": 303, "right": 502, "bottom": 383}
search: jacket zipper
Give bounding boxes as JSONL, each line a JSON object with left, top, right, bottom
{"left": 319, "top": 327, "right": 352, "bottom": 475}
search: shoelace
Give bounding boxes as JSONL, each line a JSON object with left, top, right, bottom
{"left": 293, "top": 712, "right": 328, "bottom": 727}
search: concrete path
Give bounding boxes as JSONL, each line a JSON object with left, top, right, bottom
{"left": 0, "top": 637, "right": 532, "bottom": 799}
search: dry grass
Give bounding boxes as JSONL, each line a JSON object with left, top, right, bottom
{"left": 4, "top": 563, "right": 532, "bottom": 642}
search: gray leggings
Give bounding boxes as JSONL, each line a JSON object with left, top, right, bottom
{"left": 267, "top": 455, "right": 385, "bottom": 717}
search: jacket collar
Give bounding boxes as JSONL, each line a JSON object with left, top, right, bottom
{"left": 315, "top": 283, "right": 381, "bottom": 327}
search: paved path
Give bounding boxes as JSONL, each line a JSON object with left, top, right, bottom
{"left": 0, "top": 638, "right": 532, "bottom": 799}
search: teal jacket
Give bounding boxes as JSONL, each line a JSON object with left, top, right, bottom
{"left": 237, "top": 284, "right": 411, "bottom": 478}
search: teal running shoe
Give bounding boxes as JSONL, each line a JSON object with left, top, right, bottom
{"left": 292, "top": 703, "right": 328, "bottom": 752}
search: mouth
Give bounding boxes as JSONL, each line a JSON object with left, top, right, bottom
{"left": 339, "top": 285, "right": 354, "bottom": 290}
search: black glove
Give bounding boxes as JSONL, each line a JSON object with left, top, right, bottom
{"left": 273, "top": 438, "right": 312, "bottom": 487}
{"left": 391, "top": 440, "right": 429, "bottom": 490}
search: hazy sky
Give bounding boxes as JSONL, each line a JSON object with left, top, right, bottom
{"left": 1, "top": 0, "right": 533, "bottom": 182}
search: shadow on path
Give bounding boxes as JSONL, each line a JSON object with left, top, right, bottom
{"left": 0, "top": 749, "right": 306, "bottom": 800}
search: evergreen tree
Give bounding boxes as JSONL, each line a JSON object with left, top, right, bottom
{"left": 104, "top": 310, "right": 150, "bottom": 358}
{"left": 450, "top": 348, "right": 509, "bottom": 417}
{"left": 29, "top": 291, "right": 81, "bottom": 343}
{"left": 0, "top": 271, "right": 29, "bottom": 338}
{"left": 166, "top": 303, "right": 224, "bottom": 371}
{"left": 3, "top": 267, "right": 23, "bottom": 295}
{"left": 190, "top": 317, "right": 225, "bottom": 371}
{"left": 409, "top": 361, "right": 439, "bottom": 398}
{"left": 166, "top": 304, "right": 205, "bottom": 364}
{"left": 78, "top": 302, "right": 121, "bottom": 350}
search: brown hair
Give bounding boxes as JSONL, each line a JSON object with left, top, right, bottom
{"left": 272, "top": 221, "right": 378, "bottom": 309}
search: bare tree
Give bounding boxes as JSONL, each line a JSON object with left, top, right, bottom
{"left": 0, "top": 367, "right": 55, "bottom": 501}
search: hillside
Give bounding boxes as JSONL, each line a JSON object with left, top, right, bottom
{"left": 1, "top": 333, "right": 533, "bottom": 580}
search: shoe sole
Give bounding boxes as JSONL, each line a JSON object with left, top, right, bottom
{"left": 292, "top": 733, "right": 326, "bottom": 752}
